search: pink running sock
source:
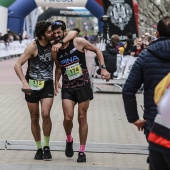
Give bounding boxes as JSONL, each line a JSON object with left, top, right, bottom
{"left": 79, "top": 145, "right": 85, "bottom": 153}
{"left": 66, "top": 135, "right": 73, "bottom": 142}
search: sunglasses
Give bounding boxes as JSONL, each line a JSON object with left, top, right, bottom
{"left": 52, "top": 21, "right": 62, "bottom": 26}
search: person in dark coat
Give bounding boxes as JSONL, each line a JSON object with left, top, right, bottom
{"left": 122, "top": 16, "right": 170, "bottom": 169}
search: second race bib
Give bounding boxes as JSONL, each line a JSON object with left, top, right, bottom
{"left": 66, "top": 62, "right": 82, "bottom": 80}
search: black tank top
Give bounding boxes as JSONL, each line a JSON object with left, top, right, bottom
{"left": 26, "top": 39, "right": 53, "bottom": 81}
{"left": 57, "top": 39, "right": 90, "bottom": 89}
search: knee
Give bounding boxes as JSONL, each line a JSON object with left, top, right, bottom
{"left": 64, "top": 113, "right": 73, "bottom": 122}
{"left": 78, "top": 114, "right": 87, "bottom": 124}
{"left": 42, "top": 111, "right": 50, "bottom": 120}
{"left": 31, "top": 115, "right": 39, "bottom": 124}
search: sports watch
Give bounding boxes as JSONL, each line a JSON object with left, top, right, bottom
{"left": 59, "top": 39, "right": 64, "bottom": 45}
{"left": 100, "top": 64, "right": 106, "bottom": 69}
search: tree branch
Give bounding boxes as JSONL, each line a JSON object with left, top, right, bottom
{"left": 149, "top": 0, "right": 163, "bottom": 17}
{"left": 143, "top": 0, "right": 158, "bottom": 23}
{"left": 160, "top": 1, "right": 169, "bottom": 16}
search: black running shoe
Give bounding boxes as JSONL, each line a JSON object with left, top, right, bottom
{"left": 43, "top": 146, "right": 52, "bottom": 160}
{"left": 77, "top": 152, "right": 86, "bottom": 162}
{"left": 34, "top": 148, "right": 43, "bottom": 160}
{"left": 65, "top": 140, "right": 74, "bottom": 157}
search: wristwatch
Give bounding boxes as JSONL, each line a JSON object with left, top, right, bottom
{"left": 59, "top": 39, "right": 64, "bottom": 45}
{"left": 100, "top": 64, "right": 106, "bottom": 69}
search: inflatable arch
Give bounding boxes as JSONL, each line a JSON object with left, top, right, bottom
{"left": 0, "top": 0, "right": 16, "bottom": 34}
{"left": 0, "top": 0, "right": 16, "bottom": 7}
{"left": 8, "top": 0, "right": 104, "bottom": 34}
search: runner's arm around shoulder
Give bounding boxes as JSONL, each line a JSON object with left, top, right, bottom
{"left": 52, "top": 30, "right": 79, "bottom": 52}
{"left": 63, "top": 30, "right": 79, "bottom": 43}
{"left": 74, "top": 37, "right": 111, "bottom": 81}
{"left": 14, "top": 42, "right": 36, "bottom": 84}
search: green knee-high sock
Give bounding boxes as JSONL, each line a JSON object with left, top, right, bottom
{"left": 44, "top": 136, "right": 50, "bottom": 147}
{"left": 36, "top": 141, "right": 42, "bottom": 149}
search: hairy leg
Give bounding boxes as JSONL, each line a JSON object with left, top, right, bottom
{"left": 78, "top": 100, "right": 90, "bottom": 145}
{"left": 41, "top": 98, "right": 53, "bottom": 137}
{"left": 27, "top": 102, "right": 40, "bottom": 142}
{"left": 62, "top": 99, "right": 75, "bottom": 135}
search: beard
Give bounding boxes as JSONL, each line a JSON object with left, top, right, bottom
{"left": 54, "top": 33, "right": 64, "bottom": 43}
{"left": 45, "top": 35, "right": 53, "bottom": 42}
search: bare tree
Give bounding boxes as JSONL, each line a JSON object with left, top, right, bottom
{"left": 137, "top": 0, "right": 170, "bottom": 35}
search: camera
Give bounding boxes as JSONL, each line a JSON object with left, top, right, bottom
{"left": 100, "top": 15, "right": 110, "bottom": 42}
{"left": 100, "top": 15, "right": 110, "bottom": 23}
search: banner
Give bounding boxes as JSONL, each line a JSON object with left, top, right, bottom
{"left": 122, "top": 55, "right": 137, "bottom": 79}
{"left": 102, "top": 0, "right": 138, "bottom": 41}
{"left": 35, "top": 0, "right": 88, "bottom": 8}
{"left": 25, "top": 8, "right": 39, "bottom": 39}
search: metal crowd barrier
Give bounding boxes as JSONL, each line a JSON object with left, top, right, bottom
{"left": 0, "top": 40, "right": 31, "bottom": 60}
{"left": 90, "top": 54, "right": 137, "bottom": 92}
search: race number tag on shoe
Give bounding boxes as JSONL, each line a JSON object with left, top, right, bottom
{"left": 29, "top": 79, "right": 45, "bottom": 90}
{"left": 66, "top": 62, "right": 82, "bottom": 80}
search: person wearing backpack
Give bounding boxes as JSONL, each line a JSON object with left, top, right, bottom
{"left": 122, "top": 16, "right": 170, "bottom": 169}
{"left": 148, "top": 73, "right": 170, "bottom": 170}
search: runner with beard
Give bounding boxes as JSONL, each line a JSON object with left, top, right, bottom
{"left": 51, "top": 20, "right": 110, "bottom": 162}
{"left": 14, "top": 21, "right": 78, "bottom": 160}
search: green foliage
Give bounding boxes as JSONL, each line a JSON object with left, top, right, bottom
{"left": 0, "top": 0, "right": 16, "bottom": 8}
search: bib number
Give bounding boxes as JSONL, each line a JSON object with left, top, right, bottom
{"left": 66, "top": 62, "right": 82, "bottom": 80}
{"left": 29, "top": 79, "right": 45, "bottom": 90}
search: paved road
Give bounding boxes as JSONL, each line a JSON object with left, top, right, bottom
{"left": 0, "top": 53, "right": 148, "bottom": 170}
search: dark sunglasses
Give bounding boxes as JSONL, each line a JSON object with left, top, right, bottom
{"left": 52, "top": 21, "right": 62, "bottom": 26}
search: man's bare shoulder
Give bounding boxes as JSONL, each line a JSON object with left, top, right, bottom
{"left": 74, "top": 37, "right": 85, "bottom": 44}
{"left": 26, "top": 40, "right": 37, "bottom": 51}
{"left": 24, "top": 40, "right": 37, "bottom": 56}
{"left": 28, "top": 40, "right": 37, "bottom": 48}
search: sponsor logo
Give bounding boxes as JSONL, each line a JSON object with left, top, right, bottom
{"left": 45, "top": 0, "right": 73, "bottom": 2}
{"left": 60, "top": 10, "right": 90, "bottom": 16}
{"left": 58, "top": 55, "right": 63, "bottom": 59}
{"left": 64, "top": 52, "right": 69, "bottom": 56}
{"left": 48, "top": 94, "right": 54, "bottom": 97}
{"left": 58, "top": 52, "right": 69, "bottom": 58}
{"left": 60, "top": 56, "right": 79, "bottom": 65}
{"left": 70, "top": 48, "right": 76, "bottom": 54}
{"left": 39, "top": 53, "right": 52, "bottom": 62}
{"left": 107, "top": 0, "right": 132, "bottom": 31}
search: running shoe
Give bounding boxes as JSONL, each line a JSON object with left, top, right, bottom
{"left": 43, "top": 146, "right": 52, "bottom": 160}
{"left": 34, "top": 148, "right": 43, "bottom": 160}
{"left": 65, "top": 140, "right": 74, "bottom": 157}
{"left": 77, "top": 152, "right": 86, "bottom": 162}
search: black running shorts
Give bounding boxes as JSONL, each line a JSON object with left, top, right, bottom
{"left": 25, "top": 80, "right": 54, "bottom": 103}
{"left": 61, "top": 83, "right": 93, "bottom": 103}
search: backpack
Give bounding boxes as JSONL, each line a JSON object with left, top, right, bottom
{"left": 154, "top": 72, "right": 170, "bottom": 104}
{"left": 148, "top": 72, "right": 170, "bottom": 148}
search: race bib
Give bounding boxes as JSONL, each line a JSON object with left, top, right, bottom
{"left": 29, "top": 79, "right": 45, "bottom": 90}
{"left": 66, "top": 62, "right": 82, "bottom": 80}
